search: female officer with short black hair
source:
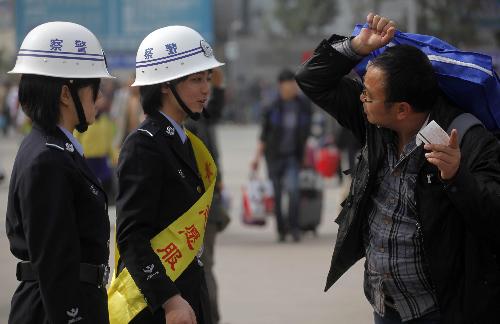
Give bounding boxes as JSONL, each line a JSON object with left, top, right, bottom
{"left": 107, "top": 26, "right": 224, "bottom": 324}
{"left": 6, "top": 21, "right": 113, "bottom": 324}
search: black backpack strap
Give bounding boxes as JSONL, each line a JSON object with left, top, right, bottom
{"left": 447, "top": 113, "right": 484, "bottom": 147}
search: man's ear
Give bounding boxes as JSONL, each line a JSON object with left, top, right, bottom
{"left": 395, "top": 102, "right": 412, "bottom": 120}
{"left": 60, "top": 84, "right": 72, "bottom": 107}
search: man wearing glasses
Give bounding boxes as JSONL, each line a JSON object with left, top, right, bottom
{"left": 296, "top": 12, "right": 500, "bottom": 324}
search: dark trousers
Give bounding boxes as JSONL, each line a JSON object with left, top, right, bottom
{"left": 268, "top": 156, "right": 300, "bottom": 237}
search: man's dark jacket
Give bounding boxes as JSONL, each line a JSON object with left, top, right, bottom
{"left": 259, "top": 94, "right": 312, "bottom": 165}
{"left": 295, "top": 35, "right": 500, "bottom": 324}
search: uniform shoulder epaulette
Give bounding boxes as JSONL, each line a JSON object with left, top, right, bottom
{"left": 137, "top": 120, "right": 161, "bottom": 138}
{"left": 45, "top": 135, "right": 66, "bottom": 151}
{"left": 45, "top": 142, "right": 65, "bottom": 151}
{"left": 45, "top": 134, "right": 78, "bottom": 153}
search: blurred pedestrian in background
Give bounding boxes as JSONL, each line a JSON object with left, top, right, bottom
{"left": 251, "top": 68, "right": 312, "bottom": 242}
{"left": 111, "top": 74, "right": 144, "bottom": 150}
{"left": 0, "top": 80, "right": 10, "bottom": 137}
{"left": 5, "top": 21, "right": 113, "bottom": 324}
{"left": 296, "top": 12, "right": 500, "bottom": 324}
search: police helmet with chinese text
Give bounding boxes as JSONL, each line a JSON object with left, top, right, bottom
{"left": 9, "top": 21, "right": 113, "bottom": 79}
{"left": 132, "top": 26, "right": 224, "bottom": 87}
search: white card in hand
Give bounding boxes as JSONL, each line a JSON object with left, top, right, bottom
{"left": 417, "top": 120, "right": 450, "bottom": 145}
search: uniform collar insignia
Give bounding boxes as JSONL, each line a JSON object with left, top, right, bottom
{"left": 65, "top": 142, "right": 75, "bottom": 152}
{"left": 166, "top": 126, "right": 175, "bottom": 136}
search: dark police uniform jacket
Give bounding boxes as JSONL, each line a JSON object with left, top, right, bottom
{"left": 115, "top": 110, "right": 211, "bottom": 324}
{"left": 6, "top": 124, "right": 110, "bottom": 324}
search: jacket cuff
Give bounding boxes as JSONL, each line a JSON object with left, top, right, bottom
{"left": 315, "top": 36, "right": 362, "bottom": 63}
{"left": 327, "top": 34, "right": 350, "bottom": 44}
{"left": 330, "top": 38, "right": 364, "bottom": 61}
{"left": 441, "top": 164, "right": 473, "bottom": 208}
{"left": 145, "top": 278, "right": 180, "bottom": 313}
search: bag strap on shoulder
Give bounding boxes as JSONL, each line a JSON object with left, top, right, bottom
{"left": 447, "top": 113, "right": 484, "bottom": 147}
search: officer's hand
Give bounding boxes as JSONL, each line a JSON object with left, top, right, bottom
{"left": 424, "top": 129, "right": 461, "bottom": 181}
{"left": 351, "top": 12, "right": 396, "bottom": 56}
{"left": 163, "top": 294, "right": 197, "bottom": 324}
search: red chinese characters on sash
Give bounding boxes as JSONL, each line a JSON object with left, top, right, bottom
{"left": 156, "top": 243, "right": 182, "bottom": 271}
{"left": 198, "top": 205, "right": 210, "bottom": 228}
{"left": 205, "top": 162, "right": 213, "bottom": 183}
{"left": 178, "top": 225, "right": 200, "bottom": 250}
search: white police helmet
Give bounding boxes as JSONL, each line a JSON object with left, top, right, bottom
{"left": 132, "top": 26, "right": 224, "bottom": 87}
{"left": 8, "top": 21, "right": 113, "bottom": 79}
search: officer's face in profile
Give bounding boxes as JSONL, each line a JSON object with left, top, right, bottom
{"left": 175, "top": 70, "right": 211, "bottom": 114}
{"left": 78, "top": 84, "right": 101, "bottom": 125}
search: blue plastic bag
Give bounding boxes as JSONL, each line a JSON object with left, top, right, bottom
{"left": 352, "top": 24, "right": 500, "bottom": 131}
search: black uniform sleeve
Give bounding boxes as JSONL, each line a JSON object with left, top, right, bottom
{"left": 116, "top": 133, "right": 179, "bottom": 312}
{"left": 295, "top": 35, "right": 367, "bottom": 145}
{"left": 18, "top": 154, "right": 86, "bottom": 323}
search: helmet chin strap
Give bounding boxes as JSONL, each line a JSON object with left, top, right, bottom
{"left": 67, "top": 82, "right": 88, "bottom": 133}
{"left": 167, "top": 83, "right": 208, "bottom": 121}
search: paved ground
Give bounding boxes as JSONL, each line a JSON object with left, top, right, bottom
{"left": 0, "top": 124, "right": 372, "bottom": 323}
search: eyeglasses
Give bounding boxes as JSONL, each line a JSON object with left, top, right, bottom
{"left": 360, "top": 89, "right": 373, "bottom": 103}
{"left": 360, "top": 89, "right": 393, "bottom": 105}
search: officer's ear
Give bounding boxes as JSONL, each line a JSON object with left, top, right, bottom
{"left": 160, "top": 83, "right": 171, "bottom": 96}
{"left": 60, "top": 84, "right": 73, "bottom": 107}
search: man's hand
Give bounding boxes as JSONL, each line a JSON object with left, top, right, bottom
{"left": 251, "top": 141, "right": 265, "bottom": 171}
{"left": 250, "top": 158, "right": 259, "bottom": 171}
{"left": 424, "top": 129, "right": 461, "bottom": 180}
{"left": 351, "top": 12, "right": 396, "bottom": 56}
{"left": 163, "top": 294, "right": 197, "bottom": 324}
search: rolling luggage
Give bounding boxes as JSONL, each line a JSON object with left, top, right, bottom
{"left": 298, "top": 168, "right": 323, "bottom": 234}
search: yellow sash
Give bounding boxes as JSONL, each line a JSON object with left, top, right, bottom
{"left": 107, "top": 130, "right": 217, "bottom": 324}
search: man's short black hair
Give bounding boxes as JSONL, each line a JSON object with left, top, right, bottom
{"left": 278, "top": 68, "right": 295, "bottom": 83}
{"left": 18, "top": 74, "right": 100, "bottom": 131}
{"left": 369, "top": 44, "right": 439, "bottom": 112}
